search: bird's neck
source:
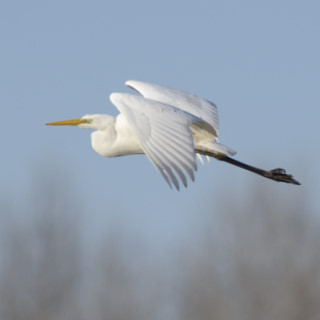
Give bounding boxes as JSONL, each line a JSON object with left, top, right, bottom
{"left": 91, "top": 124, "right": 117, "bottom": 157}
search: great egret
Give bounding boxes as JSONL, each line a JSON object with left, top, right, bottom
{"left": 47, "top": 80, "right": 300, "bottom": 189}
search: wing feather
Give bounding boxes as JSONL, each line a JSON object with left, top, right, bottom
{"left": 148, "top": 136, "right": 193, "bottom": 185}
{"left": 145, "top": 144, "right": 180, "bottom": 190}
{"left": 110, "top": 93, "right": 198, "bottom": 190}
{"left": 126, "top": 80, "right": 219, "bottom": 137}
{"left": 150, "top": 132, "right": 196, "bottom": 179}
{"left": 146, "top": 139, "right": 188, "bottom": 189}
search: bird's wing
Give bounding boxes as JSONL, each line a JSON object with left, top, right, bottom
{"left": 126, "top": 80, "right": 219, "bottom": 137}
{"left": 110, "top": 93, "right": 199, "bottom": 190}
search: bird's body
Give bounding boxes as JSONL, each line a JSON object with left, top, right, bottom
{"left": 89, "top": 113, "right": 143, "bottom": 157}
{"left": 47, "top": 80, "right": 300, "bottom": 189}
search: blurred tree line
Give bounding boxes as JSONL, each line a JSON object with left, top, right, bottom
{"left": 0, "top": 172, "right": 319, "bottom": 320}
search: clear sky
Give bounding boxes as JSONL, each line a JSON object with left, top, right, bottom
{"left": 0, "top": 0, "right": 319, "bottom": 241}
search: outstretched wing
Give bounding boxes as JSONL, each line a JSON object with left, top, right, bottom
{"left": 110, "top": 93, "right": 199, "bottom": 190}
{"left": 126, "top": 80, "right": 219, "bottom": 137}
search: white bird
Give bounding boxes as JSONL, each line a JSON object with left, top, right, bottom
{"left": 47, "top": 80, "right": 300, "bottom": 189}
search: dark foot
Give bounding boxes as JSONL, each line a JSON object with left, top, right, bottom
{"left": 264, "top": 168, "right": 301, "bottom": 185}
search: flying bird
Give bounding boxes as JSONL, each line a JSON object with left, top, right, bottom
{"left": 47, "top": 80, "right": 300, "bottom": 189}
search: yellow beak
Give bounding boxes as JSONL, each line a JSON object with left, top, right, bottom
{"left": 46, "top": 118, "right": 86, "bottom": 126}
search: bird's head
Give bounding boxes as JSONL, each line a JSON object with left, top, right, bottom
{"left": 46, "top": 114, "right": 114, "bottom": 130}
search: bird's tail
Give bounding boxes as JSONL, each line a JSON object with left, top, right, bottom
{"left": 196, "top": 141, "right": 236, "bottom": 158}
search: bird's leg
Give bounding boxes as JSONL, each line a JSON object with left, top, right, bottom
{"left": 197, "top": 151, "right": 300, "bottom": 185}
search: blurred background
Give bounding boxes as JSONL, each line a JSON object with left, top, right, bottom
{"left": 0, "top": 0, "right": 319, "bottom": 319}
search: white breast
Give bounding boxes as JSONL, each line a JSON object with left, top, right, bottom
{"left": 93, "top": 113, "right": 143, "bottom": 158}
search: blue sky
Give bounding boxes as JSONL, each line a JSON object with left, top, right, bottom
{"left": 0, "top": 0, "right": 319, "bottom": 241}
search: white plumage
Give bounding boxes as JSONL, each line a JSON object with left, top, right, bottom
{"left": 47, "top": 80, "right": 300, "bottom": 188}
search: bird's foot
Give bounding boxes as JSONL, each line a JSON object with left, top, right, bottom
{"left": 265, "top": 168, "right": 300, "bottom": 185}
